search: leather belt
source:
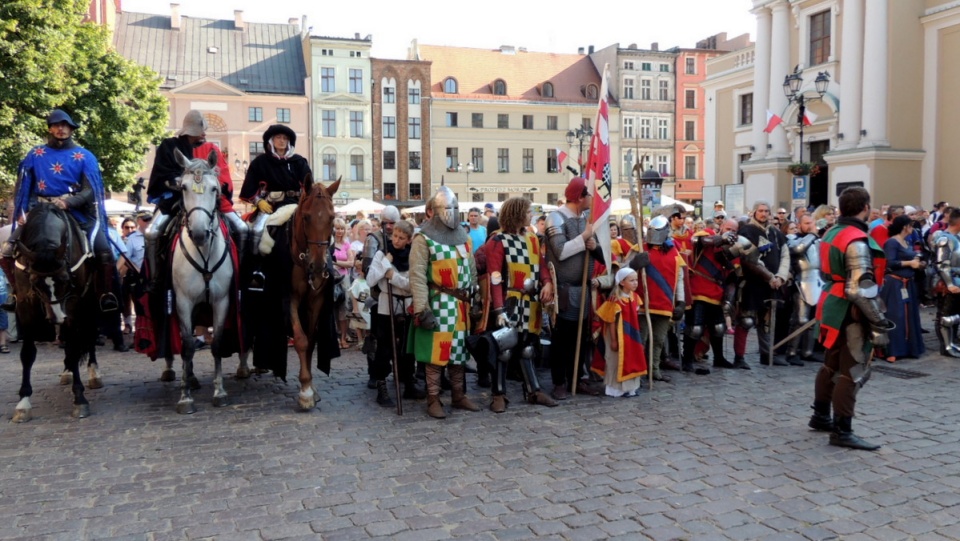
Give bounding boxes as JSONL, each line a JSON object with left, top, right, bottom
{"left": 266, "top": 190, "right": 300, "bottom": 202}
{"left": 430, "top": 284, "right": 471, "bottom": 303}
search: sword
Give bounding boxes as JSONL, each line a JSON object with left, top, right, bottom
{"left": 772, "top": 318, "right": 818, "bottom": 351}
{"left": 764, "top": 290, "right": 784, "bottom": 366}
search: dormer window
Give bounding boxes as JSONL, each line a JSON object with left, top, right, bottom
{"left": 586, "top": 84, "right": 599, "bottom": 99}
{"left": 443, "top": 77, "right": 458, "bottom": 93}
{"left": 542, "top": 82, "right": 554, "bottom": 98}
{"left": 493, "top": 79, "right": 507, "bottom": 95}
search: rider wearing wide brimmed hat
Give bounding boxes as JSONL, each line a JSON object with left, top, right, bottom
{"left": 1, "top": 108, "right": 118, "bottom": 312}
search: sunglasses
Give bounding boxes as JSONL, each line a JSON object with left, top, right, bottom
{"left": 123, "top": 226, "right": 136, "bottom": 230}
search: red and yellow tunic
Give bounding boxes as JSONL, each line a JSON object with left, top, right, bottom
{"left": 595, "top": 292, "right": 647, "bottom": 381}
{"left": 688, "top": 231, "right": 728, "bottom": 305}
{"left": 817, "top": 224, "right": 884, "bottom": 348}
{"left": 637, "top": 243, "right": 686, "bottom": 317}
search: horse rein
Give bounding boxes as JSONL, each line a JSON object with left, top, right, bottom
{"left": 295, "top": 189, "right": 333, "bottom": 292}
{"left": 178, "top": 171, "right": 228, "bottom": 305}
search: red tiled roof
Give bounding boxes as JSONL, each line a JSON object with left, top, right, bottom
{"left": 417, "top": 45, "right": 601, "bottom": 103}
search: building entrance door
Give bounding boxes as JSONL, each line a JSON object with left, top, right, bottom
{"left": 809, "top": 141, "right": 830, "bottom": 207}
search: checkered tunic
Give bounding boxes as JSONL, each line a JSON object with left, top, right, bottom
{"left": 500, "top": 233, "right": 542, "bottom": 333}
{"left": 412, "top": 235, "right": 473, "bottom": 366}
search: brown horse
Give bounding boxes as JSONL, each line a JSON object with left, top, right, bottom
{"left": 289, "top": 174, "right": 340, "bottom": 410}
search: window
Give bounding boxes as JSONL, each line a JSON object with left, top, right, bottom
{"left": 472, "top": 148, "right": 484, "bottom": 172}
{"left": 276, "top": 108, "right": 290, "bottom": 123}
{"left": 383, "top": 151, "right": 396, "bottom": 170}
{"left": 249, "top": 141, "right": 264, "bottom": 159}
{"left": 623, "top": 117, "right": 634, "bottom": 139}
{"left": 409, "top": 183, "right": 422, "bottom": 200}
{"left": 546, "top": 116, "right": 558, "bottom": 130}
{"left": 322, "top": 153, "right": 337, "bottom": 181}
{"left": 641, "top": 80, "right": 651, "bottom": 100}
{"left": 383, "top": 182, "right": 397, "bottom": 199}
{"left": 809, "top": 10, "right": 831, "bottom": 66}
{"left": 384, "top": 87, "right": 395, "bottom": 103}
{"left": 409, "top": 88, "right": 420, "bottom": 104}
{"left": 472, "top": 113, "right": 483, "bottom": 128}
{"left": 657, "top": 155, "right": 669, "bottom": 175}
{"left": 322, "top": 110, "right": 336, "bottom": 137}
{"left": 446, "top": 147, "right": 458, "bottom": 172}
{"left": 740, "top": 93, "right": 754, "bottom": 126}
{"left": 443, "top": 78, "right": 457, "bottom": 93}
{"left": 409, "top": 151, "right": 421, "bottom": 170}
{"left": 350, "top": 51, "right": 362, "bottom": 58}
{"left": 350, "top": 154, "right": 364, "bottom": 182}
{"left": 408, "top": 117, "right": 421, "bottom": 139}
{"left": 523, "top": 148, "right": 534, "bottom": 173}
{"left": 522, "top": 115, "right": 533, "bottom": 130}
{"left": 547, "top": 193, "right": 558, "bottom": 205}
{"left": 350, "top": 111, "right": 363, "bottom": 137}
{"left": 248, "top": 107, "right": 262, "bottom": 122}
{"left": 659, "top": 80, "right": 669, "bottom": 101}
{"left": 685, "top": 156, "right": 697, "bottom": 179}
{"left": 641, "top": 62, "right": 651, "bottom": 71}
{"left": 498, "top": 148, "right": 509, "bottom": 173}
{"left": 624, "top": 61, "right": 634, "bottom": 70}
{"left": 623, "top": 78, "right": 634, "bottom": 99}
{"left": 542, "top": 82, "right": 554, "bottom": 98}
{"left": 321, "top": 48, "right": 332, "bottom": 56}
{"left": 349, "top": 68, "right": 363, "bottom": 94}
{"left": 446, "top": 112, "right": 458, "bottom": 127}
{"left": 498, "top": 193, "right": 509, "bottom": 203}
{"left": 586, "top": 84, "right": 598, "bottom": 99}
{"left": 321, "top": 67, "right": 335, "bottom": 92}
{"left": 685, "top": 89, "right": 696, "bottom": 109}
{"left": 658, "top": 119, "right": 668, "bottom": 140}
{"left": 640, "top": 118, "right": 651, "bottom": 139}
{"left": 498, "top": 114, "right": 509, "bottom": 129}
{"left": 493, "top": 79, "right": 506, "bottom": 95}
{"left": 547, "top": 148, "right": 559, "bottom": 173}
{"left": 660, "top": 63, "right": 670, "bottom": 72}
{"left": 383, "top": 116, "right": 396, "bottom": 138}
{"left": 685, "top": 120, "right": 695, "bottom": 141}
{"left": 686, "top": 57, "right": 696, "bottom": 74}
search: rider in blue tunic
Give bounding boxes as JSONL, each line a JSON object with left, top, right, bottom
{"left": 1, "top": 109, "right": 118, "bottom": 312}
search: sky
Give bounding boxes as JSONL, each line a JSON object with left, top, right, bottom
{"left": 120, "top": 0, "right": 756, "bottom": 59}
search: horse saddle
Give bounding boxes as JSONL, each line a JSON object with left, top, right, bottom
{"left": 258, "top": 204, "right": 298, "bottom": 255}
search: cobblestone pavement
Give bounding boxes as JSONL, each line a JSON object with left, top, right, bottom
{"left": 1, "top": 313, "right": 959, "bottom": 541}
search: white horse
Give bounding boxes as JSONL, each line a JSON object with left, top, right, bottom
{"left": 167, "top": 149, "right": 238, "bottom": 414}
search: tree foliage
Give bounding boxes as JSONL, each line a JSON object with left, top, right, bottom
{"left": 0, "top": 0, "right": 167, "bottom": 196}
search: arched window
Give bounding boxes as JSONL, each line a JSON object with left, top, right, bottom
{"left": 586, "top": 84, "right": 599, "bottom": 99}
{"left": 443, "top": 77, "right": 458, "bottom": 93}
{"left": 493, "top": 79, "right": 507, "bottom": 95}
{"left": 542, "top": 82, "right": 554, "bottom": 98}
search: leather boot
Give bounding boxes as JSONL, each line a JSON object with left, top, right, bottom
{"left": 449, "top": 365, "right": 480, "bottom": 412}
{"left": 375, "top": 380, "right": 395, "bottom": 407}
{"left": 98, "top": 262, "right": 119, "bottom": 312}
{"left": 527, "top": 390, "right": 558, "bottom": 407}
{"left": 425, "top": 365, "right": 446, "bottom": 419}
{"left": 490, "top": 394, "right": 507, "bottom": 413}
{"left": 808, "top": 401, "right": 833, "bottom": 431}
{"left": 830, "top": 416, "right": 881, "bottom": 451}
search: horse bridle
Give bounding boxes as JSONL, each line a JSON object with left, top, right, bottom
{"left": 15, "top": 206, "right": 92, "bottom": 316}
{"left": 177, "top": 170, "right": 228, "bottom": 304}
{"left": 296, "top": 189, "right": 333, "bottom": 292}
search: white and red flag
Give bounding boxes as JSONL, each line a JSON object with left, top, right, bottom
{"left": 803, "top": 110, "right": 818, "bottom": 126}
{"left": 556, "top": 148, "right": 568, "bottom": 172}
{"left": 585, "top": 64, "right": 613, "bottom": 277}
{"left": 763, "top": 110, "right": 783, "bottom": 133}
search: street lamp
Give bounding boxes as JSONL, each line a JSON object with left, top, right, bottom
{"left": 782, "top": 68, "right": 830, "bottom": 164}
{"left": 457, "top": 162, "right": 474, "bottom": 192}
{"left": 234, "top": 159, "right": 249, "bottom": 176}
{"left": 565, "top": 124, "right": 593, "bottom": 176}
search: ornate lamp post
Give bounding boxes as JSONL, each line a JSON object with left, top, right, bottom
{"left": 565, "top": 124, "right": 593, "bottom": 176}
{"left": 782, "top": 68, "right": 830, "bottom": 164}
{"left": 457, "top": 162, "right": 474, "bottom": 193}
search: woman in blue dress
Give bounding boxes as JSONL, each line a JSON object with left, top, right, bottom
{"left": 879, "top": 215, "right": 926, "bottom": 362}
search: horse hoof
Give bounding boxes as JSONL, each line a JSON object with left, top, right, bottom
{"left": 87, "top": 377, "right": 103, "bottom": 390}
{"left": 235, "top": 367, "right": 251, "bottom": 379}
{"left": 176, "top": 401, "right": 196, "bottom": 415}
{"left": 297, "top": 396, "right": 316, "bottom": 411}
{"left": 160, "top": 370, "right": 176, "bottom": 382}
{"left": 188, "top": 376, "right": 201, "bottom": 390}
{"left": 212, "top": 396, "right": 229, "bottom": 408}
{"left": 72, "top": 404, "right": 90, "bottom": 419}
{"left": 12, "top": 409, "right": 31, "bottom": 423}
{"left": 59, "top": 373, "right": 72, "bottom": 386}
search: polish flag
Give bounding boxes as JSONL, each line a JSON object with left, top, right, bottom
{"left": 803, "top": 110, "right": 818, "bottom": 126}
{"left": 763, "top": 110, "right": 783, "bottom": 133}
{"left": 557, "top": 148, "right": 567, "bottom": 172}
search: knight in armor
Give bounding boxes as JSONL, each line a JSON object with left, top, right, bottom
{"left": 733, "top": 201, "right": 790, "bottom": 367}
{"left": 2, "top": 109, "right": 118, "bottom": 312}
{"left": 931, "top": 207, "right": 960, "bottom": 357}
{"left": 145, "top": 110, "right": 247, "bottom": 284}
{"left": 784, "top": 214, "right": 822, "bottom": 365}
{"left": 635, "top": 214, "right": 686, "bottom": 382}
{"left": 478, "top": 197, "right": 557, "bottom": 412}
{"left": 810, "top": 186, "right": 893, "bottom": 450}
{"left": 682, "top": 218, "right": 740, "bottom": 373}
{"left": 409, "top": 186, "right": 481, "bottom": 419}
{"left": 543, "top": 177, "right": 605, "bottom": 400}
{"left": 361, "top": 205, "right": 402, "bottom": 389}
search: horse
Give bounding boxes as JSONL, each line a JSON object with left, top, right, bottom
{"left": 166, "top": 148, "right": 242, "bottom": 414}
{"left": 289, "top": 174, "right": 340, "bottom": 410}
{"left": 10, "top": 203, "right": 101, "bottom": 422}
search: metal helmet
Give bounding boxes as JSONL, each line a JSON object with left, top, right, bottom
{"left": 645, "top": 215, "right": 670, "bottom": 246}
{"left": 619, "top": 215, "right": 638, "bottom": 244}
{"left": 431, "top": 186, "right": 459, "bottom": 229}
{"left": 380, "top": 205, "right": 400, "bottom": 224}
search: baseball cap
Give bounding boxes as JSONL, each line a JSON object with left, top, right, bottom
{"left": 484, "top": 203, "right": 495, "bottom": 210}
{"left": 564, "top": 177, "right": 590, "bottom": 202}
{"left": 904, "top": 205, "right": 917, "bottom": 214}
{"left": 713, "top": 200, "right": 724, "bottom": 207}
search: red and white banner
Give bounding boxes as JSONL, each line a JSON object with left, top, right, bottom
{"left": 585, "top": 64, "right": 613, "bottom": 277}
{"left": 763, "top": 110, "right": 783, "bottom": 133}
{"left": 557, "top": 148, "right": 568, "bottom": 173}
{"left": 803, "top": 110, "right": 818, "bottom": 126}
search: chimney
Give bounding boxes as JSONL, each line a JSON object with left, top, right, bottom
{"left": 578, "top": 47, "right": 585, "bottom": 54}
{"left": 588, "top": 45, "right": 594, "bottom": 54}
{"left": 355, "top": 32, "right": 360, "bottom": 40}
{"left": 170, "top": 3, "right": 180, "bottom": 30}
{"left": 651, "top": 42, "right": 659, "bottom": 51}
{"left": 234, "top": 10, "right": 244, "bottom": 30}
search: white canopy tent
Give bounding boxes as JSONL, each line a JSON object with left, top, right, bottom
{"left": 335, "top": 198, "right": 386, "bottom": 215}
{"left": 610, "top": 196, "right": 693, "bottom": 214}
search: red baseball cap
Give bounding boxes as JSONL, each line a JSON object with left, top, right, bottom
{"left": 564, "top": 177, "right": 590, "bottom": 202}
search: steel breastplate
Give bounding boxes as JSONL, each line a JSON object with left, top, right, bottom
{"left": 796, "top": 240, "right": 823, "bottom": 306}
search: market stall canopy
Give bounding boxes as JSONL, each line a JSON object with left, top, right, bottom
{"left": 610, "top": 196, "right": 693, "bottom": 214}
{"left": 336, "top": 198, "right": 385, "bottom": 214}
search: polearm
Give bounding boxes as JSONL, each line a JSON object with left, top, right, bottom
{"left": 570, "top": 165, "right": 594, "bottom": 398}
{"left": 385, "top": 279, "right": 403, "bottom": 416}
{"left": 628, "top": 146, "right": 655, "bottom": 390}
